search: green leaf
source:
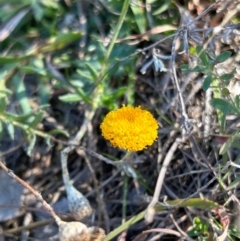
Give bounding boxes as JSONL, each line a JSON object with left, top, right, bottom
{"left": 235, "top": 95, "right": 240, "bottom": 109}
{"left": 48, "top": 128, "right": 69, "bottom": 137}
{"left": 41, "top": 0, "right": 61, "bottom": 9}
{"left": 231, "top": 229, "right": 240, "bottom": 239}
{"left": 29, "top": 111, "right": 44, "bottom": 128}
{"left": 102, "top": 87, "right": 128, "bottom": 108}
{"left": 146, "top": 0, "right": 158, "bottom": 3}
{"left": 219, "top": 137, "right": 232, "bottom": 155}
{"left": 227, "top": 176, "right": 240, "bottom": 190}
{"left": 190, "top": 65, "right": 205, "bottom": 72}
{"left": 130, "top": 0, "right": 146, "bottom": 34}
{"left": 210, "top": 98, "right": 234, "bottom": 112}
{"left": 39, "top": 80, "right": 50, "bottom": 105}
{"left": 180, "top": 64, "right": 189, "bottom": 71}
{"left": 58, "top": 93, "right": 83, "bottom": 102}
{"left": 12, "top": 75, "right": 32, "bottom": 114}
{"left": 196, "top": 46, "right": 209, "bottom": 66}
{"left": 230, "top": 140, "right": 240, "bottom": 149}
{"left": 85, "top": 63, "right": 98, "bottom": 82}
{"left": 0, "top": 88, "right": 12, "bottom": 96}
{"left": 31, "top": 1, "right": 44, "bottom": 21}
{"left": 188, "top": 217, "right": 209, "bottom": 238}
{"left": 69, "top": 80, "right": 84, "bottom": 88}
{"left": 0, "top": 97, "right": 7, "bottom": 113}
{"left": 7, "top": 121, "right": 15, "bottom": 140}
{"left": 202, "top": 74, "right": 212, "bottom": 91}
{"left": 59, "top": 88, "right": 91, "bottom": 103}
{"left": 27, "top": 133, "right": 36, "bottom": 156}
{"left": 0, "top": 55, "right": 30, "bottom": 64}
{"left": 0, "top": 121, "right": 3, "bottom": 135}
{"left": 215, "top": 51, "right": 232, "bottom": 63}
{"left": 14, "top": 112, "right": 36, "bottom": 122}
{"left": 46, "top": 135, "right": 52, "bottom": 147}
{"left": 20, "top": 66, "right": 47, "bottom": 76}
{"left": 220, "top": 109, "right": 227, "bottom": 131}
{"left": 153, "top": 1, "right": 171, "bottom": 15}
{"left": 221, "top": 87, "right": 230, "bottom": 97}
{"left": 41, "top": 31, "right": 83, "bottom": 52}
{"left": 0, "top": 7, "right": 30, "bottom": 42}
{"left": 219, "top": 68, "right": 236, "bottom": 85}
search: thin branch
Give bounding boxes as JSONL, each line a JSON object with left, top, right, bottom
{"left": 145, "top": 138, "right": 181, "bottom": 223}
{"left": 0, "top": 160, "right": 62, "bottom": 226}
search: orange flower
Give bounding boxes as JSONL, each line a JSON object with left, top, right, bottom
{"left": 100, "top": 106, "right": 158, "bottom": 151}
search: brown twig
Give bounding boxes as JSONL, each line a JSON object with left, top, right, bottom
{"left": 0, "top": 160, "right": 62, "bottom": 226}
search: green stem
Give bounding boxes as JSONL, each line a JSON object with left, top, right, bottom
{"left": 98, "top": 0, "right": 130, "bottom": 81}
{"left": 0, "top": 114, "right": 49, "bottom": 139}
{"left": 116, "top": 151, "right": 133, "bottom": 165}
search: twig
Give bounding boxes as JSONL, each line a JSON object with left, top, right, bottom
{"left": 0, "top": 160, "right": 62, "bottom": 226}
{"left": 145, "top": 138, "right": 181, "bottom": 223}
{"left": 0, "top": 218, "right": 54, "bottom": 235}
{"left": 204, "top": 88, "right": 213, "bottom": 141}
{"left": 122, "top": 173, "right": 128, "bottom": 224}
{"left": 204, "top": 1, "right": 239, "bottom": 50}
{"left": 78, "top": 149, "right": 110, "bottom": 233}
{"left": 0, "top": 139, "right": 25, "bottom": 156}
{"left": 86, "top": 170, "right": 121, "bottom": 197}
{"left": 170, "top": 30, "right": 190, "bottom": 135}
{"left": 170, "top": 214, "right": 194, "bottom": 241}
{"left": 132, "top": 228, "right": 182, "bottom": 241}
{"left": 60, "top": 108, "right": 95, "bottom": 220}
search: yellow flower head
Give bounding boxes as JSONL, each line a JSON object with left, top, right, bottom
{"left": 100, "top": 106, "right": 158, "bottom": 151}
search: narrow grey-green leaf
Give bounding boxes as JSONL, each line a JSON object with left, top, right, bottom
{"left": 0, "top": 97, "right": 7, "bottom": 113}
{"left": 59, "top": 93, "right": 83, "bottom": 102}
{"left": 31, "top": 1, "right": 44, "bottom": 21}
{"left": 7, "top": 121, "right": 15, "bottom": 140}
{"left": 41, "top": 31, "right": 83, "bottom": 52}
{"left": 0, "top": 121, "right": 3, "bottom": 135}
{"left": 219, "top": 137, "right": 232, "bottom": 155}
{"left": 235, "top": 95, "right": 240, "bottom": 109}
{"left": 215, "top": 51, "right": 232, "bottom": 63}
{"left": 13, "top": 75, "right": 32, "bottom": 115}
{"left": 130, "top": 0, "right": 146, "bottom": 34}
{"left": 29, "top": 111, "right": 44, "bottom": 128}
{"left": 180, "top": 64, "right": 189, "bottom": 71}
{"left": 196, "top": 46, "right": 209, "bottom": 66}
{"left": 49, "top": 128, "right": 69, "bottom": 137}
{"left": 20, "top": 66, "right": 47, "bottom": 76}
{"left": 153, "top": 1, "right": 170, "bottom": 15}
{"left": 190, "top": 65, "right": 205, "bottom": 72}
{"left": 202, "top": 74, "right": 212, "bottom": 91}
{"left": 27, "top": 133, "right": 36, "bottom": 156}
{"left": 85, "top": 63, "right": 98, "bottom": 82}
{"left": 14, "top": 112, "right": 35, "bottom": 122}
{"left": 0, "top": 55, "right": 30, "bottom": 64}
{"left": 0, "top": 7, "right": 30, "bottom": 42}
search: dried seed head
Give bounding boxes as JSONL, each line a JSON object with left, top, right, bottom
{"left": 58, "top": 221, "right": 90, "bottom": 241}
{"left": 66, "top": 184, "right": 92, "bottom": 220}
{"left": 58, "top": 221, "right": 106, "bottom": 241}
{"left": 88, "top": 227, "right": 106, "bottom": 241}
